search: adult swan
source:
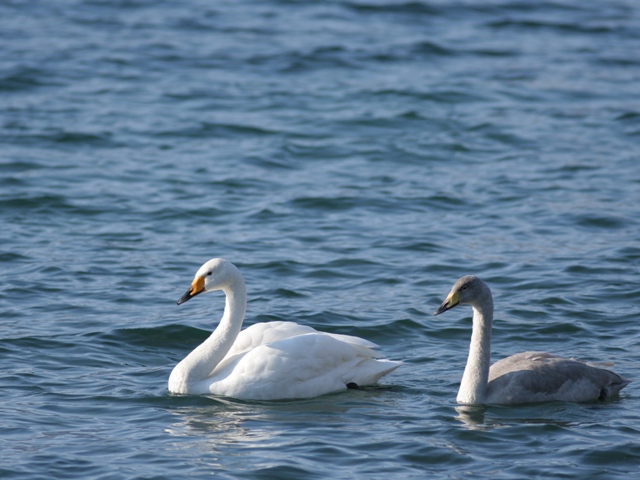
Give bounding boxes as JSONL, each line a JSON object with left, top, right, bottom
{"left": 169, "top": 258, "right": 401, "bottom": 399}
{"left": 434, "top": 275, "right": 629, "bottom": 405}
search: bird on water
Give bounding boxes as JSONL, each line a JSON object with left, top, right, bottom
{"left": 434, "top": 275, "right": 629, "bottom": 405}
{"left": 169, "top": 258, "right": 401, "bottom": 400}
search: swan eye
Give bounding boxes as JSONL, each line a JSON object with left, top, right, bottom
{"left": 461, "top": 286, "right": 468, "bottom": 291}
{"left": 207, "top": 271, "right": 212, "bottom": 276}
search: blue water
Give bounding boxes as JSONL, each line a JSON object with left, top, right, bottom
{"left": 2, "top": 0, "right": 639, "bottom": 478}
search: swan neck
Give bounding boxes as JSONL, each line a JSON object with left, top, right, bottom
{"left": 169, "top": 274, "right": 247, "bottom": 393}
{"left": 221, "top": 278, "right": 247, "bottom": 335}
{"left": 457, "top": 296, "right": 493, "bottom": 404}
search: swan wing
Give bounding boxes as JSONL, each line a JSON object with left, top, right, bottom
{"left": 206, "top": 333, "right": 400, "bottom": 400}
{"left": 226, "top": 321, "right": 380, "bottom": 358}
{"left": 225, "top": 321, "right": 317, "bottom": 357}
{"left": 487, "top": 351, "right": 629, "bottom": 404}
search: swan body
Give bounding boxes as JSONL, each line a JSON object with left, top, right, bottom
{"left": 168, "top": 258, "right": 401, "bottom": 400}
{"left": 434, "top": 276, "right": 629, "bottom": 405}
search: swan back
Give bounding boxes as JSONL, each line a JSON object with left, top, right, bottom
{"left": 487, "top": 351, "right": 629, "bottom": 404}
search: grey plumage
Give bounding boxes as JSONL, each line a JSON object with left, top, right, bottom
{"left": 435, "top": 275, "right": 629, "bottom": 405}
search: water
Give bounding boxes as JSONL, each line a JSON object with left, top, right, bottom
{"left": 1, "top": 0, "right": 639, "bottom": 477}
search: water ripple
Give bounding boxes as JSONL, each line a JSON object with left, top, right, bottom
{"left": 1, "top": 0, "right": 639, "bottom": 478}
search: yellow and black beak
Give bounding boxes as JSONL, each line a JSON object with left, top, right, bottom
{"left": 177, "top": 276, "right": 206, "bottom": 305}
{"left": 434, "top": 291, "right": 460, "bottom": 316}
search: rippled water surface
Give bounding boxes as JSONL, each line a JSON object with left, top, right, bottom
{"left": 2, "top": 0, "right": 640, "bottom": 478}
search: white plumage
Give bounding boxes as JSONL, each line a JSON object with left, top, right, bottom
{"left": 434, "top": 275, "right": 629, "bottom": 405}
{"left": 168, "top": 258, "right": 400, "bottom": 400}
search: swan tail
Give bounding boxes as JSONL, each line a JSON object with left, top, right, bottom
{"left": 348, "top": 359, "right": 402, "bottom": 387}
{"left": 602, "top": 378, "right": 630, "bottom": 399}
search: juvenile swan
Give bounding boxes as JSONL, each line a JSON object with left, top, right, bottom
{"left": 434, "top": 276, "right": 629, "bottom": 405}
{"left": 169, "top": 258, "right": 401, "bottom": 399}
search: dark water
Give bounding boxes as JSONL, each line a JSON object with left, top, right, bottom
{"left": 2, "top": 0, "right": 639, "bottom": 478}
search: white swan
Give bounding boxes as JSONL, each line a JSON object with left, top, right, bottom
{"left": 434, "top": 275, "right": 629, "bottom": 405}
{"left": 168, "top": 258, "right": 401, "bottom": 400}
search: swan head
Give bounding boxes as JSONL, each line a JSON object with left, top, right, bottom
{"left": 434, "top": 275, "right": 491, "bottom": 315}
{"left": 177, "top": 258, "right": 241, "bottom": 305}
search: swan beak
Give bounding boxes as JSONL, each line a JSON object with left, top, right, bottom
{"left": 177, "top": 276, "right": 206, "bottom": 305}
{"left": 434, "top": 291, "right": 459, "bottom": 315}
